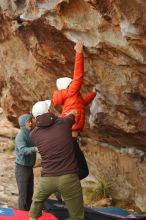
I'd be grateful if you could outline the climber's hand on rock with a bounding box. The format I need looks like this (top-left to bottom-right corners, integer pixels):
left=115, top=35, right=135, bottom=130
left=74, top=41, right=83, bottom=53
left=93, top=85, right=100, bottom=93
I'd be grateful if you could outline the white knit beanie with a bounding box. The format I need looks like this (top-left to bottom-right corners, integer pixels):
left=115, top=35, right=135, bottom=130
left=32, top=100, right=51, bottom=118
left=56, top=77, right=72, bottom=90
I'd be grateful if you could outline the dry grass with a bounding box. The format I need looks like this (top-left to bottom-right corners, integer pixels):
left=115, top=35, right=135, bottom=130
left=95, top=179, right=112, bottom=199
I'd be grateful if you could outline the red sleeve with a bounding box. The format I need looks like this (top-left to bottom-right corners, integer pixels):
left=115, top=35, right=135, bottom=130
left=68, top=52, right=84, bottom=96
left=83, top=92, right=96, bottom=106
left=53, top=90, right=64, bottom=106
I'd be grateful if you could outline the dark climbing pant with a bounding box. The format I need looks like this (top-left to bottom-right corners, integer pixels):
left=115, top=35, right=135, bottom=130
left=73, top=138, right=89, bottom=180
left=15, top=164, right=34, bottom=211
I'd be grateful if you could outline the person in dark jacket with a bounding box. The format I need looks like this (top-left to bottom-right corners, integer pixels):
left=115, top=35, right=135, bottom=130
left=15, top=114, right=37, bottom=211
left=29, top=100, right=84, bottom=220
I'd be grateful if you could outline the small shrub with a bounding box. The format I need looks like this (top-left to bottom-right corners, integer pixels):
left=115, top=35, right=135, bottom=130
left=95, top=179, right=112, bottom=199
left=83, top=187, right=98, bottom=203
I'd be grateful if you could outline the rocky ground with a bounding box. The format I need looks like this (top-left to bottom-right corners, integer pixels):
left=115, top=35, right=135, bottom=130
left=0, top=142, right=18, bottom=208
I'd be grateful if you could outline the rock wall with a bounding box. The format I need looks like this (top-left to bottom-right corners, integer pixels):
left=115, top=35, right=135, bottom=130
left=82, top=138, right=146, bottom=211
left=0, top=0, right=146, bottom=211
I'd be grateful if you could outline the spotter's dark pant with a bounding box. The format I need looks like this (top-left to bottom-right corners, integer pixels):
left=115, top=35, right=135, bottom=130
left=73, top=138, right=89, bottom=180
left=15, top=163, right=34, bottom=211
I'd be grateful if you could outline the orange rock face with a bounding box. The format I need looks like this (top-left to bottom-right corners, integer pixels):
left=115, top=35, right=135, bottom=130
left=0, top=0, right=146, bottom=211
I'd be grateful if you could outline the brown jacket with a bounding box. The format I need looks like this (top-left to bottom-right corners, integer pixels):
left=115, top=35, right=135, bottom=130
left=30, top=112, right=78, bottom=176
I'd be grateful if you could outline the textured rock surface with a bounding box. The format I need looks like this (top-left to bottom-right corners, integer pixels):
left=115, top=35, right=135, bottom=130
left=0, top=108, right=18, bottom=138
left=82, top=138, right=146, bottom=211
left=0, top=0, right=146, bottom=211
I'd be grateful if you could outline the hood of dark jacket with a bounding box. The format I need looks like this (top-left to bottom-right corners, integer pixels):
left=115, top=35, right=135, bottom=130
left=36, top=112, right=57, bottom=127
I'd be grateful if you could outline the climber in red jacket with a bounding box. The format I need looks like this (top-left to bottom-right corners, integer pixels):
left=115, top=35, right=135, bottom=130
left=53, top=41, right=96, bottom=180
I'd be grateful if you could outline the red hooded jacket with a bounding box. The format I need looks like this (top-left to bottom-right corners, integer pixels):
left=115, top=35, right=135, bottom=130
left=53, top=52, right=96, bottom=131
